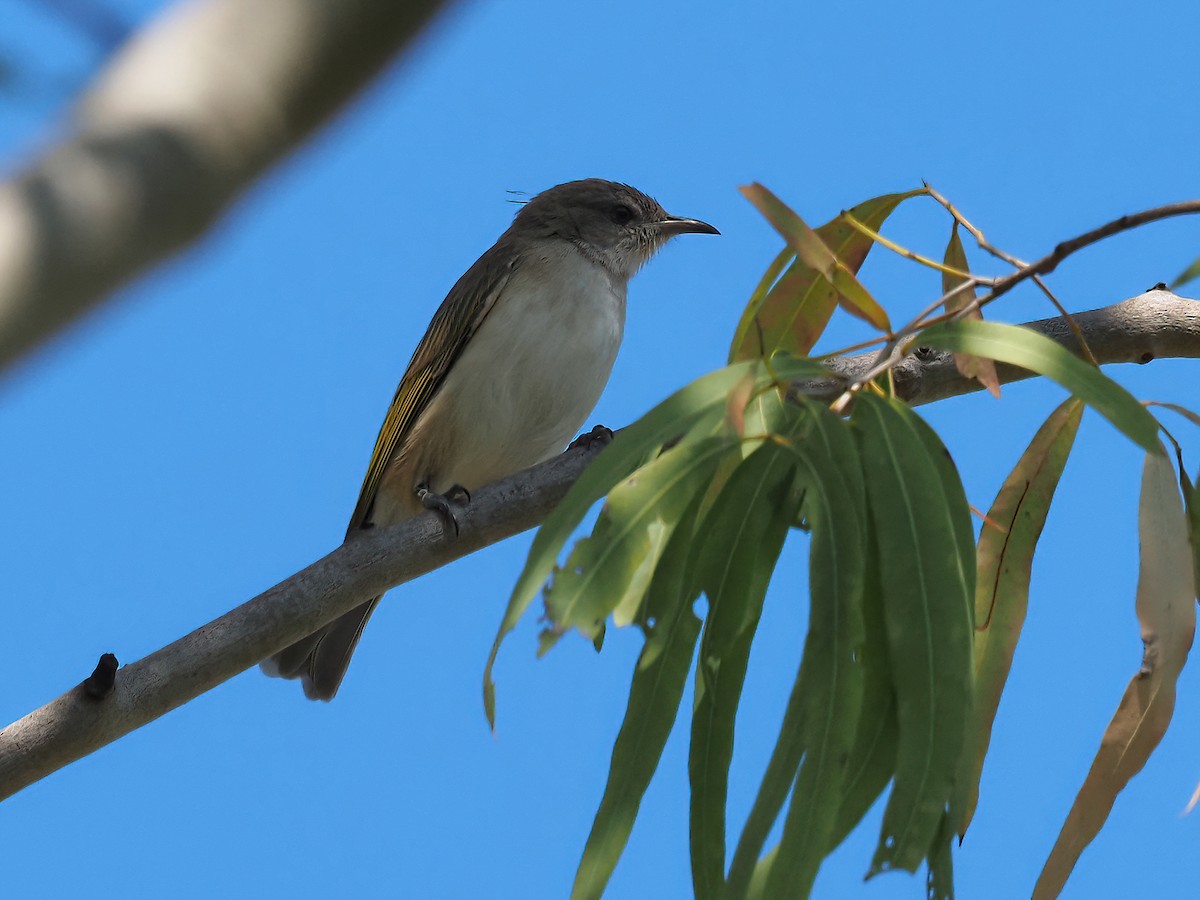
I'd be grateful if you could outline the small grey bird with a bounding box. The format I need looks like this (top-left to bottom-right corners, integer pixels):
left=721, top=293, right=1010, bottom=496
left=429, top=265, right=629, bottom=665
left=262, top=179, right=719, bottom=700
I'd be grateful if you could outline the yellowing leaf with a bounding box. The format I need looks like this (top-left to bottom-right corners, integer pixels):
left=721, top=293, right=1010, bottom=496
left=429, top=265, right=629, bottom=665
left=729, top=191, right=921, bottom=362
left=1035, top=450, right=1196, bottom=899
left=959, top=399, right=1083, bottom=837
left=941, top=222, right=1000, bottom=398
left=739, top=183, right=893, bottom=333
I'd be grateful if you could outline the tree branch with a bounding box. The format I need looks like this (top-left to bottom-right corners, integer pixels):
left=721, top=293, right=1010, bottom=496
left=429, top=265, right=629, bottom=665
left=0, top=0, right=455, bottom=373
left=0, top=287, right=1196, bottom=802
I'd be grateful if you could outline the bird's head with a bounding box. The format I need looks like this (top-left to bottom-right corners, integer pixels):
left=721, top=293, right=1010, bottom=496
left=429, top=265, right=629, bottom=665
left=512, top=178, right=719, bottom=279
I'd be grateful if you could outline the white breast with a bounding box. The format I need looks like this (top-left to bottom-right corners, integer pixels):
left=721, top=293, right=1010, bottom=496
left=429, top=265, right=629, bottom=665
left=429, top=246, right=626, bottom=492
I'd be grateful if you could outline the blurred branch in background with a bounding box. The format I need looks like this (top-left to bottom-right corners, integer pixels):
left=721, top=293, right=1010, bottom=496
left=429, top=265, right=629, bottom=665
left=0, top=0, right=457, bottom=374
left=0, top=287, right=1195, bottom=803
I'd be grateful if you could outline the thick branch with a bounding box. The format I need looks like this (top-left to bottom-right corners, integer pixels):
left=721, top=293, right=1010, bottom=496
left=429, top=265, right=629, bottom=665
left=826, top=287, right=1200, bottom=405
left=0, top=0, right=454, bottom=372
left=0, top=288, right=1196, bottom=801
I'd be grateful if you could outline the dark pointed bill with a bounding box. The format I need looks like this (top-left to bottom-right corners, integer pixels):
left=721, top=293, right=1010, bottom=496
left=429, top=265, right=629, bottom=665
left=656, top=215, right=720, bottom=236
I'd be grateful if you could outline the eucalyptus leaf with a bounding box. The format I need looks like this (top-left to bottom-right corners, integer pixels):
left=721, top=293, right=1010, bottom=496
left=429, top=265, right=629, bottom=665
left=918, top=319, right=1161, bottom=455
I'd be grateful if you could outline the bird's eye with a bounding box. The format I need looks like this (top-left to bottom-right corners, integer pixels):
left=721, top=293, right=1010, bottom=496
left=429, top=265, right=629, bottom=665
left=610, top=204, right=635, bottom=225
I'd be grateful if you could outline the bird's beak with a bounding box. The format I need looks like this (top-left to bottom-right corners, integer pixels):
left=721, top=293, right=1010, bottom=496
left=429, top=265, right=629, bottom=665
left=656, top=215, right=720, bottom=236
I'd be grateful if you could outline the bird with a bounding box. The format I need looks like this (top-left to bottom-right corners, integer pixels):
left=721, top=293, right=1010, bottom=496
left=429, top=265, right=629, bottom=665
left=261, top=178, right=719, bottom=700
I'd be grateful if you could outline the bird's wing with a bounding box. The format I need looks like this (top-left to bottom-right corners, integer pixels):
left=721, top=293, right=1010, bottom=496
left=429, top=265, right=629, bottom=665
left=345, top=244, right=520, bottom=535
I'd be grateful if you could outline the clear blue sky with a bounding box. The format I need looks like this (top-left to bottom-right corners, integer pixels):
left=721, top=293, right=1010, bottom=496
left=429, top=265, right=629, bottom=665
left=2, top=0, right=1199, bottom=897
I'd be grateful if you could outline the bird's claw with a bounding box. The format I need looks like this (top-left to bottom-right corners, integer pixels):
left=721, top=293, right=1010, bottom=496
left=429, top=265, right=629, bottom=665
left=568, top=424, right=614, bottom=452
left=416, top=482, right=471, bottom=536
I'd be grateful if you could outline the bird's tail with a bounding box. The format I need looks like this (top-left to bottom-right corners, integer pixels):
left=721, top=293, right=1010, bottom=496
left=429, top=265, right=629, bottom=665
left=260, top=597, right=380, bottom=701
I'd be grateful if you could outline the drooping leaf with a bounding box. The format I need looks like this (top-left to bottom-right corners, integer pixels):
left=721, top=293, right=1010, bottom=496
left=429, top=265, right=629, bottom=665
left=724, top=408, right=872, bottom=900
left=571, top=496, right=707, bottom=900
left=941, top=222, right=1001, bottom=397
left=740, top=183, right=893, bottom=333
left=688, top=428, right=808, bottom=899
left=1146, top=400, right=1200, bottom=431
left=825, top=542, right=896, bottom=852
left=543, top=435, right=737, bottom=649
left=852, top=393, right=974, bottom=876
left=926, top=811, right=956, bottom=900
left=729, top=191, right=922, bottom=363
left=484, top=362, right=760, bottom=726
left=960, top=399, right=1083, bottom=836
left=763, top=407, right=869, bottom=899
left=918, top=319, right=1162, bottom=455
left=1035, top=450, right=1197, bottom=899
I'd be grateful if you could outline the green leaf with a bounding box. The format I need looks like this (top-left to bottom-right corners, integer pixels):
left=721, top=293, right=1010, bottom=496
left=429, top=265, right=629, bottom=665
left=729, top=191, right=920, bottom=362
left=725, top=408, right=875, bottom=899
left=825, top=538, right=897, bottom=851
left=918, top=319, right=1162, bottom=455
left=740, top=184, right=894, bottom=334
left=688, top=420, right=809, bottom=899
left=764, top=407, right=869, bottom=898
left=959, top=399, right=1083, bottom=836
left=484, top=362, right=754, bottom=727
left=926, top=812, right=956, bottom=900
left=852, top=394, right=974, bottom=876
left=571, top=496, right=707, bottom=900
left=1170, top=254, right=1200, bottom=290
left=543, top=435, right=737, bottom=650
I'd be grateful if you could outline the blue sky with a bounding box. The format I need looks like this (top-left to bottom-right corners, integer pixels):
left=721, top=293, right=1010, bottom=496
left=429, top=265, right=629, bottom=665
left=2, top=0, right=1199, bottom=897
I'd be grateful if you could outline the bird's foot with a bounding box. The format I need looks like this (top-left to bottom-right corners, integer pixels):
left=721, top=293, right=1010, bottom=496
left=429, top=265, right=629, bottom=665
left=416, top=482, right=471, bottom=536
left=568, top=424, right=614, bottom=452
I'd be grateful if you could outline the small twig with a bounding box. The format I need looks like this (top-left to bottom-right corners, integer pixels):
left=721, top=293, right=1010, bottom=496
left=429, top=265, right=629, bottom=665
left=928, top=183, right=1098, bottom=366
left=925, top=182, right=1028, bottom=269
left=841, top=212, right=989, bottom=282
left=844, top=199, right=1200, bottom=392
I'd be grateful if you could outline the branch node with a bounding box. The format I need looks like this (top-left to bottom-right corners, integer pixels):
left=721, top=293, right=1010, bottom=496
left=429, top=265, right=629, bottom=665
left=81, top=653, right=119, bottom=700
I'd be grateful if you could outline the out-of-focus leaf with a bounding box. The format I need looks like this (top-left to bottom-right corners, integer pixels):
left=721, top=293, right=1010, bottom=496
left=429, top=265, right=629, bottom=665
left=941, top=222, right=1000, bottom=398
left=1035, top=450, right=1197, bottom=899
left=1170, top=255, right=1200, bottom=290
left=740, top=184, right=893, bottom=333
left=730, top=191, right=922, bottom=363
left=763, top=408, right=868, bottom=899
left=688, top=431, right=807, bottom=899
left=543, top=435, right=736, bottom=649
left=918, top=319, right=1162, bottom=455
left=571, top=497, right=706, bottom=900
left=745, top=845, right=778, bottom=900
left=960, top=399, right=1083, bottom=836
left=853, top=394, right=974, bottom=876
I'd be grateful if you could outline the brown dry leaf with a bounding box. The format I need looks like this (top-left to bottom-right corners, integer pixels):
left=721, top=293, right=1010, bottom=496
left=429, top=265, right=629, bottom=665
left=1034, top=451, right=1196, bottom=899
left=941, top=222, right=1001, bottom=398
